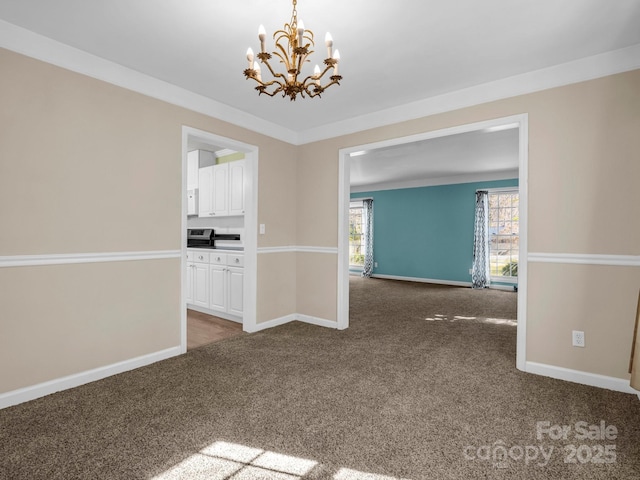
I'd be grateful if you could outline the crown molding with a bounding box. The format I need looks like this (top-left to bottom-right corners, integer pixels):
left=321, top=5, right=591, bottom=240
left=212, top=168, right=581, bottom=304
left=0, top=19, right=299, bottom=145
left=1, top=19, right=639, bottom=147
left=299, top=43, right=640, bottom=144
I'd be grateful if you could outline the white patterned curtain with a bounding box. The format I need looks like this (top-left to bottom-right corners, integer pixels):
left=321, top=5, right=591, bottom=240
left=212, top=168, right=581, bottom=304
left=471, top=191, right=490, bottom=289
left=361, top=199, right=374, bottom=278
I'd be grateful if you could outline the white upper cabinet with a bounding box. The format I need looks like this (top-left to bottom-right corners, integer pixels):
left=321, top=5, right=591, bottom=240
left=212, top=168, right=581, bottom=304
left=187, top=150, right=215, bottom=191
left=212, top=163, right=229, bottom=216
left=198, top=160, right=245, bottom=217
left=228, top=160, right=246, bottom=216
left=198, top=165, right=214, bottom=217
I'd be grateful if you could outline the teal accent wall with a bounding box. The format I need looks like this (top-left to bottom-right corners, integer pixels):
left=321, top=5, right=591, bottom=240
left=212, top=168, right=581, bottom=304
left=351, top=178, right=518, bottom=283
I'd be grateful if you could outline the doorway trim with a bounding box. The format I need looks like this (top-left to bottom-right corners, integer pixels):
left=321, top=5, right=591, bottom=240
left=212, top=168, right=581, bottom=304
left=337, top=113, right=529, bottom=371
left=181, top=126, right=259, bottom=353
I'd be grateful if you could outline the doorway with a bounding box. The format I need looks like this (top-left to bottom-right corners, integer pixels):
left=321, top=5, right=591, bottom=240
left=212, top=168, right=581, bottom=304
left=337, top=114, right=529, bottom=370
left=180, top=126, right=259, bottom=353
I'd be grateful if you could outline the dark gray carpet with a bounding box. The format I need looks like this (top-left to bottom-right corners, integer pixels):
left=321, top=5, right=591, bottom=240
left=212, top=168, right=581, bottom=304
left=1, top=277, right=639, bottom=479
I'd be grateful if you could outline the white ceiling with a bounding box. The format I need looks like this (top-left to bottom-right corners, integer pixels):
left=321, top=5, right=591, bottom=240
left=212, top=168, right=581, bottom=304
left=0, top=1, right=636, bottom=186
left=0, top=0, right=639, bottom=137
left=350, top=127, right=519, bottom=191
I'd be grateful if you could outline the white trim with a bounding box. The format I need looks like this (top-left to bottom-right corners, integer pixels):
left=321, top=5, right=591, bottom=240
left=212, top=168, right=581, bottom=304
left=243, top=312, right=338, bottom=333
left=296, top=314, right=339, bottom=329
left=0, top=20, right=298, bottom=145
left=0, top=347, right=181, bottom=410
left=372, top=274, right=472, bottom=288
left=489, top=284, right=517, bottom=292
left=257, top=246, right=338, bottom=254
left=1, top=19, right=638, bottom=146
left=482, top=186, right=520, bottom=194
left=515, top=116, right=528, bottom=371
left=525, top=361, right=637, bottom=395
left=528, top=252, right=640, bottom=267
left=338, top=114, right=529, bottom=369
left=249, top=314, right=297, bottom=333
left=0, top=250, right=181, bottom=268
left=490, top=276, right=518, bottom=284
left=300, top=44, right=640, bottom=144
left=351, top=169, right=519, bottom=194
left=181, top=127, right=259, bottom=337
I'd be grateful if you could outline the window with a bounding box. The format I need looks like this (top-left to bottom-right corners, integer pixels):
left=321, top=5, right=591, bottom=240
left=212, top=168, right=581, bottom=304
left=488, top=189, right=519, bottom=281
left=349, top=202, right=365, bottom=267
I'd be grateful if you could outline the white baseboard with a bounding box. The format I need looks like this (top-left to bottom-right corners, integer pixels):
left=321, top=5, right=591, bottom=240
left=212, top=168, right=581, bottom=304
left=490, top=284, right=517, bottom=291
left=249, top=314, right=297, bottom=333
left=372, top=273, right=472, bottom=288
left=0, top=346, right=181, bottom=410
left=296, top=314, right=339, bottom=329
left=250, top=313, right=338, bottom=332
left=525, top=361, right=637, bottom=395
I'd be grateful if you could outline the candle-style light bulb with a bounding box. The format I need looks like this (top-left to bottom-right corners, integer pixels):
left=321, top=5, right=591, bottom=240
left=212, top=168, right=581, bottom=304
left=325, top=32, right=333, bottom=59
left=332, top=49, right=340, bottom=76
left=246, top=47, right=254, bottom=70
left=297, top=20, right=305, bottom=48
left=313, top=64, right=321, bottom=85
left=258, top=25, right=266, bottom=53
left=254, top=62, right=262, bottom=82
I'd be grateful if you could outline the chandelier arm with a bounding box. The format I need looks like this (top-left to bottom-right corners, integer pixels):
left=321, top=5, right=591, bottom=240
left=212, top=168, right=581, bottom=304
left=319, top=77, right=341, bottom=90
left=315, top=63, right=334, bottom=80
left=257, top=79, right=286, bottom=89
left=261, top=58, right=289, bottom=81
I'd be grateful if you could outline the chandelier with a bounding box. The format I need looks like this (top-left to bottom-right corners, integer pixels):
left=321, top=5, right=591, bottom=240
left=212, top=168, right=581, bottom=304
left=243, top=0, right=341, bottom=101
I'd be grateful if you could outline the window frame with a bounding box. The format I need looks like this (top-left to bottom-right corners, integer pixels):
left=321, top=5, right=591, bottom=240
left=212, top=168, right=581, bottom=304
left=486, top=187, right=519, bottom=284
left=349, top=200, right=365, bottom=270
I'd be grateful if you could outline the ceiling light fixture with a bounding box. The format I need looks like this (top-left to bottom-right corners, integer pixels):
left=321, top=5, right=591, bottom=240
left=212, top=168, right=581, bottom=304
left=243, top=0, right=341, bottom=101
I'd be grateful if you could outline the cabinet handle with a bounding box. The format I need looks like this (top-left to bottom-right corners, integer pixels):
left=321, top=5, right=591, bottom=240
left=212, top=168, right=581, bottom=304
left=235, top=258, right=239, bottom=263
left=209, top=212, right=215, bottom=216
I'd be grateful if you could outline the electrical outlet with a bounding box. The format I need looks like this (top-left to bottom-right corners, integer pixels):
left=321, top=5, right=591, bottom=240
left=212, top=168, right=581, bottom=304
left=572, top=330, right=585, bottom=347
left=374, top=262, right=378, bottom=268
left=469, top=268, right=473, bottom=275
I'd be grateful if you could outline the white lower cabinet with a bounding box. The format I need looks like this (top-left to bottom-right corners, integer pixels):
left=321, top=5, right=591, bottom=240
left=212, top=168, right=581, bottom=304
left=227, top=267, right=244, bottom=316
left=192, top=262, right=210, bottom=308
left=209, top=264, right=227, bottom=312
left=187, top=249, right=243, bottom=321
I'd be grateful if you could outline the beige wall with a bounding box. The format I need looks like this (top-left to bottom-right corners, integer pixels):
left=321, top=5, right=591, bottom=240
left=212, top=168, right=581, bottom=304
left=0, top=48, right=298, bottom=394
left=296, top=69, right=640, bottom=379
left=1, top=45, right=639, bottom=396
left=0, top=260, right=180, bottom=392
left=256, top=253, right=297, bottom=323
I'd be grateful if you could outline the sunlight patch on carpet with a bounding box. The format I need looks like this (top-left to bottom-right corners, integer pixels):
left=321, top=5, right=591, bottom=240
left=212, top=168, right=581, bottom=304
left=334, top=467, right=407, bottom=479
left=152, top=441, right=317, bottom=479
left=424, top=314, right=516, bottom=326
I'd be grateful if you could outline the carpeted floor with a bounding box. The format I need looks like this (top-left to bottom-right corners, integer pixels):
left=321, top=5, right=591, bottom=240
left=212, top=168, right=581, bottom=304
left=1, top=277, right=639, bottom=479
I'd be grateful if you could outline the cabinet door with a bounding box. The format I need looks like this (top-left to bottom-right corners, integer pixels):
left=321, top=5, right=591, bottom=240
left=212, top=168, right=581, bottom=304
left=228, top=160, right=245, bottom=216
left=187, top=151, right=199, bottom=191
left=193, top=262, right=210, bottom=308
left=198, top=166, right=214, bottom=217
left=209, top=265, right=227, bottom=312
left=186, top=262, right=194, bottom=304
left=212, top=163, right=229, bottom=216
left=227, top=267, right=244, bottom=316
